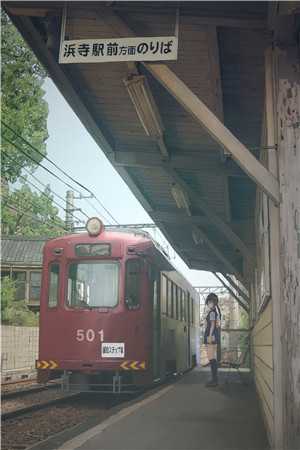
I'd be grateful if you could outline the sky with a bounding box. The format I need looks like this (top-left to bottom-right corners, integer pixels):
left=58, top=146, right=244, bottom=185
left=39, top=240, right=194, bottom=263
left=31, top=77, right=220, bottom=287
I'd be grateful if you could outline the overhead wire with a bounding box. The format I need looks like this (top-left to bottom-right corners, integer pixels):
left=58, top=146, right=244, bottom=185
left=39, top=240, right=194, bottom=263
left=2, top=150, right=87, bottom=223
left=2, top=121, right=119, bottom=224
left=3, top=147, right=111, bottom=224
left=1, top=196, right=68, bottom=232
left=2, top=135, right=84, bottom=194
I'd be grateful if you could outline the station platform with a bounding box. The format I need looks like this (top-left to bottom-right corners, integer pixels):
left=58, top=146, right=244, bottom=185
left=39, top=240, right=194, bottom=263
left=59, top=368, right=269, bottom=450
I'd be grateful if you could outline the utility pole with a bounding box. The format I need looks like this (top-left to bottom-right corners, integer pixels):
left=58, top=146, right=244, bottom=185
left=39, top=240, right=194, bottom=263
left=65, top=190, right=75, bottom=232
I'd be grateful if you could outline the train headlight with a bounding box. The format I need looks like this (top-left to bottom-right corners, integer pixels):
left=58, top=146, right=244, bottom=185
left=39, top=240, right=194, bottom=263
left=86, top=217, right=104, bottom=236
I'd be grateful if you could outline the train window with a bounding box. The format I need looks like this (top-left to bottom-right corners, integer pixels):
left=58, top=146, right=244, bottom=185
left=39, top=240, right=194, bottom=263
left=191, top=298, right=195, bottom=323
left=167, top=280, right=173, bottom=317
left=125, top=259, right=141, bottom=310
left=67, top=262, right=119, bottom=308
left=172, top=283, right=177, bottom=319
left=48, top=264, right=59, bottom=308
left=178, top=288, right=182, bottom=321
left=75, top=244, right=110, bottom=257
left=161, top=275, right=167, bottom=315
left=182, top=291, right=186, bottom=322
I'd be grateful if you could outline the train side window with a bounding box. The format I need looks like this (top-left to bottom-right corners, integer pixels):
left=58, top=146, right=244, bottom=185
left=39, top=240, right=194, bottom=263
left=191, top=298, right=194, bottom=324
left=182, top=291, right=186, bottom=322
left=167, top=280, right=173, bottom=317
left=178, top=288, right=182, bottom=321
left=173, top=283, right=177, bottom=320
left=125, top=259, right=141, bottom=310
left=161, top=275, right=167, bottom=315
left=48, top=264, right=59, bottom=308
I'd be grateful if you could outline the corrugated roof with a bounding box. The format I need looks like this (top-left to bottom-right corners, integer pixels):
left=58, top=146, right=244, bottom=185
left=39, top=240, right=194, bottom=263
left=1, top=237, right=47, bottom=266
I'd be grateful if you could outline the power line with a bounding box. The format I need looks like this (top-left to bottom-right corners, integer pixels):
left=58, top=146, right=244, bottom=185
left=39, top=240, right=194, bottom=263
left=2, top=150, right=87, bottom=223
left=2, top=121, right=87, bottom=194
left=1, top=197, right=67, bottom=232
left=19, top=175, right=87, bottom=223
left=2, top=148, right=111, bottom=224
left=2, top=122, right=119, bottom=224
left=2, top=135, right=83, bottom=194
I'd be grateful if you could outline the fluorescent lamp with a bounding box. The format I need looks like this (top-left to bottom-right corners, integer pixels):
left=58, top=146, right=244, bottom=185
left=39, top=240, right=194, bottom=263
left=192, top=228, right=204, bottom=245
left=171, top=183, right=191, bottom=213
left=124, top=75, right=168, bottom=158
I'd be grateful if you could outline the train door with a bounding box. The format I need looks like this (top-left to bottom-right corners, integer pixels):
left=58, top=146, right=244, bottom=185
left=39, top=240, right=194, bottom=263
left=152, top=269, right=161, bottom=380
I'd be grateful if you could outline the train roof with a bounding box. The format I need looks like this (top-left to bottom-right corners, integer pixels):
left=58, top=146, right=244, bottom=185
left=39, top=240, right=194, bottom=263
left=44, top=228, right=197, bottom=292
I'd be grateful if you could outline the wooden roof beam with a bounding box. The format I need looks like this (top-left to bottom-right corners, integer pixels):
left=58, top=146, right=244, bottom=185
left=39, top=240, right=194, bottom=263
left=220, top=273, right=250, bottom=303
left=213, top=272, right=249, bottom=313
left=162, top=164, right=252, bottom=265
left=114, top=151, right=247, bottom=176
left=146, top=64, right=280, bottom=205
left=192, top=226, right=244, bottom=284
left=151, top=211, right=209, bottom=225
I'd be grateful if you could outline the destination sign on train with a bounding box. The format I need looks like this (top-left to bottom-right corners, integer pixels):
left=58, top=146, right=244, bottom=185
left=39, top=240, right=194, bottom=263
left=59, top=36, right=178, bottom=63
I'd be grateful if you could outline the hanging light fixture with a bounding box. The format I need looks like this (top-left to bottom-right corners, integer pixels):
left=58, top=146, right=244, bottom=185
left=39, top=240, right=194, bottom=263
left=171, top=183, right=191, bottom=214
left=124, top=75, right=168, bottom=158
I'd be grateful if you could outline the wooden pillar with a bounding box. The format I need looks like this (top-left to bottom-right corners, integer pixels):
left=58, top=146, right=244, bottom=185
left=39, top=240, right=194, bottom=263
left=276, top=46, right=300, bottom=450
left=265, top=48, right=285, bottom=450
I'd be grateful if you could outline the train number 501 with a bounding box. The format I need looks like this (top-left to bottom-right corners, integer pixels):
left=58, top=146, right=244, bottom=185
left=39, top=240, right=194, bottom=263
left=76, top=329, right=104, bottom=342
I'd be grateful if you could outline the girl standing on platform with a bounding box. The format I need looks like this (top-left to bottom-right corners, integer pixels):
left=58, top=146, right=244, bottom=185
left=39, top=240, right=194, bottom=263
left=204, top=293, right=221, bottom=387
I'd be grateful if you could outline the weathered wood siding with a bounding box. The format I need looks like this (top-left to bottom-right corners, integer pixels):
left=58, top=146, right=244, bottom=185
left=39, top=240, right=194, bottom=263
left=252, top=301, right=274, bottom=443
left=277, top=48, right=300, bottom=450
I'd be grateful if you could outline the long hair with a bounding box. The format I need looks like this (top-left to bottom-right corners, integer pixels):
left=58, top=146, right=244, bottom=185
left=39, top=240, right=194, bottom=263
left=205, top=293, right=222, bottom=320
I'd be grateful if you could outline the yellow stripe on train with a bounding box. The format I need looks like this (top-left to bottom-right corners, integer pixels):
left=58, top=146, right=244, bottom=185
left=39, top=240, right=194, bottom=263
left=120, top=360, right=146, bottom=370
left=36, top=360, right=58, bottom=370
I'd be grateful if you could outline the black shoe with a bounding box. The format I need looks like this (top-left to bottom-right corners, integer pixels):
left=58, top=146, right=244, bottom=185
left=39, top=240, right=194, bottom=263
left=205, top=380, right=218, bottom=388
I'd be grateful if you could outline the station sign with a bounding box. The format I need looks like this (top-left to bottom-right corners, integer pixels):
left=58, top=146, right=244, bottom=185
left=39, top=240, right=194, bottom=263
left=59, top=36, right=178, bottom=64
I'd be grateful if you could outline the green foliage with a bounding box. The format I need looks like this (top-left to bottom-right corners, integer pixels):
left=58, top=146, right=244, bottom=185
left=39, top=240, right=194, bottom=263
left=1, top=10, right=49, bottom=182
left=2, top=300, right=39, bottom=326
left=1, top=276, right=16, bottom=314
left=1, top=277, right=39, bottom=326
left=2, top=182, right=65, bottom=237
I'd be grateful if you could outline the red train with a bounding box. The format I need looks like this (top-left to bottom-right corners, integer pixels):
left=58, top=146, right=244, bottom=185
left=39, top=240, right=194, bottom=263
left=37, top=218, right=201, bottom=392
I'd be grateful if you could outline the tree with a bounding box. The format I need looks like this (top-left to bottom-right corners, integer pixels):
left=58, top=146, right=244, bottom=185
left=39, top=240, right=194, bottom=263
left=1, top=10, right=49, bottom=183
left=1, top=276, right=16, bottom=315
left=1, top=277, right=39, bottom=326
left=1, top=182, right=66, bottom=237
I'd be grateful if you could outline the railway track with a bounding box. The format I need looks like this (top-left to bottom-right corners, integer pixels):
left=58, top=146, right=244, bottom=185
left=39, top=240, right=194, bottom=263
left=2, top=373, right=182, bottom=450
left=2, top=382, right=61, bottom=400
left=2, top=391, right=81, bottom=421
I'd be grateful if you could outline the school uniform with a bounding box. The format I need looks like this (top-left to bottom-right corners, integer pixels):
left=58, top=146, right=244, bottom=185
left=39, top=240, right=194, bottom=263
left=204, top=307, right=220, bottom=345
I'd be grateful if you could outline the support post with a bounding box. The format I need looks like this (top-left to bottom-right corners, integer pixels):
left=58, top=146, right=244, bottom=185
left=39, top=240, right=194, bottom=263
left=65, top=190, right=74, bottom=232
left=265, top=48, right=284, bottom=450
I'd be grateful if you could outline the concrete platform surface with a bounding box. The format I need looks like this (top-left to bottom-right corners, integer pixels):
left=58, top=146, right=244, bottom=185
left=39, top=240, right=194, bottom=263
left=59, top=369, right=269, bottom=450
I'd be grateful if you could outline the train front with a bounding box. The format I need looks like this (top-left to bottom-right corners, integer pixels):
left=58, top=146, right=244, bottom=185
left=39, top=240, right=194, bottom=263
left=37, top=218, right=153, bottom=393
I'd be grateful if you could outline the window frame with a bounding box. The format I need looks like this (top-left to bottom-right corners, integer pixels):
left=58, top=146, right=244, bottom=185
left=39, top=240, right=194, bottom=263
left=173, top=283, right=178, bottom=320
left=29, top=270, right=42, bottom=303
left=167, top=279, right=173, bottom=318
left=182, top=290, right=186, bottom=322
left=66, top=260, right=120, bottom=310
left=48, top=263, right=60, bottom=309
left=125, top=258, right=142, bottom=311
left=161, top=274, right=168, bottom=315
left=12, top=270, right=27, bottom=302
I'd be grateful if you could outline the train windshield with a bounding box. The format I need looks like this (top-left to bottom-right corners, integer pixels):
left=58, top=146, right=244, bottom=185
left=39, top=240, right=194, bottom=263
left=67, top=262, right=119, bottom=308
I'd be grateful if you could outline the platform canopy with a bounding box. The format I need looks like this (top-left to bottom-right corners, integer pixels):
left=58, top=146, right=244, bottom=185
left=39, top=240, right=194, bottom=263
left=5, top=1, right=275, bottom=286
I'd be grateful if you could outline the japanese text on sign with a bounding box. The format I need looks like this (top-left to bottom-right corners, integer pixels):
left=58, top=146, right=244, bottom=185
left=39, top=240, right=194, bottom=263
left=101, top=343, right=125, bottom=358
left=59, top=36, right=178, bottom=64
